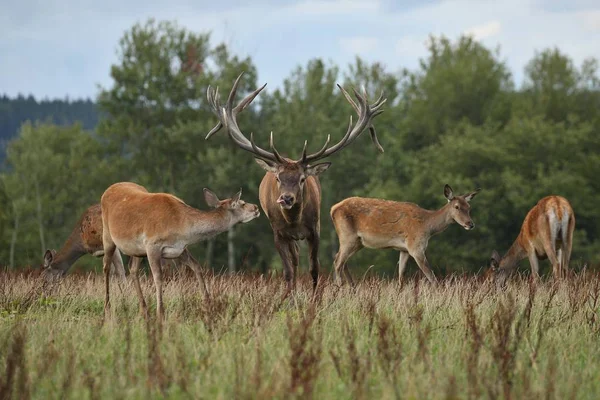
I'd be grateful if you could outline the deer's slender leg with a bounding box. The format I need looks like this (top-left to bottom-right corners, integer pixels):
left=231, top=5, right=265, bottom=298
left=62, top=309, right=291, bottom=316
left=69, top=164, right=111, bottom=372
left=343, top=264, right=354, bottom=286
left=289, top=241, right=300, bottom=284
left=307, top=234, right=321, bottom=291
left=410, top=252, right=437, bottom=284
left=179, top=249, right=209, bottom=299
left=147, top=248, right=165, bottom=321
left=397, top=251, right=410, bottom=285
left=527, top=251, right=540, bottom=281
left=129, top=256, right=148, bottom=319
left=542, top=240, right=560, bottom=280
left=274, top=234, right=295, bottom=291
left=332, top=238, right=362, bottom=286
left=111, top=248, right=127, bottom=281
left=102, top=241, right=116, bottom=317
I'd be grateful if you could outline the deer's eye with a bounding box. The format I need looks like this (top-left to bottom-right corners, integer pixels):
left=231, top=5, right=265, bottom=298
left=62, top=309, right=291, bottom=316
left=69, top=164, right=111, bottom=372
left=455, top=205, right=459, bottom=210
left=300, top=177, right=306, bottom=184
left=275, top=176, right=280, bottom=183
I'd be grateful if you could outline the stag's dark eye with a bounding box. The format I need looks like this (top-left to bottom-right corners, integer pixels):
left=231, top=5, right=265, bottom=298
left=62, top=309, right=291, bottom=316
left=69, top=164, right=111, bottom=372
left=455, top=205, right=459, bottom=210
left=300, top=177, right=306, bottom=184
left=275, top=176, right=280, bottom=183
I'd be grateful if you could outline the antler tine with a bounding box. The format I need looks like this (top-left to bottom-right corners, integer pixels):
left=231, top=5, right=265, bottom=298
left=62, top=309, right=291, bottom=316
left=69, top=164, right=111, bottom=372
left=301, top=84, right=387, bottom=164
left=206, top=85, right=223, bottom=139
left=299, top=134, right=331, bottom=163
left=269, top=132, right=286, bottom=164
left=205, top=73, right=279, bottom=163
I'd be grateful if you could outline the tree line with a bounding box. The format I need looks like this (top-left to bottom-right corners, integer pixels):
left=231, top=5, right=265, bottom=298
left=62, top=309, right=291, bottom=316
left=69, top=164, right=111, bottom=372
left=1, top=19, right=599, bottom=278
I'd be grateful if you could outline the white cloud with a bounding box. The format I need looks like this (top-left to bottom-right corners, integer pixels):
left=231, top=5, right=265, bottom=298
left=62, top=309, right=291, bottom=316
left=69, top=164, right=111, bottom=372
left=464, top=21, right=502, bottom=40
left=340, top=37, right=379, bottom=54
left=289, top=0, right=380, bottom=16
left=1, top=0, right=600, bottom=98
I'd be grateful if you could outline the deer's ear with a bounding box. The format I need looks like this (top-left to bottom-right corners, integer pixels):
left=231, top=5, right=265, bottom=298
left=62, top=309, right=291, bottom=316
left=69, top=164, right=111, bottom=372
left=306, top=162, right=331, bottom=176
left=490, top=250, right=501, bottom=269
left=464, top=188, right=481, bottom=202
left=203, top=188, right=220, bottom=208
left=444, top=184, right=454, bottom=201
left=231, top=188, right=242, bottom=205
left=254, top=158, right=278, bottom=173
left=43, top=250, right=54, bottom=267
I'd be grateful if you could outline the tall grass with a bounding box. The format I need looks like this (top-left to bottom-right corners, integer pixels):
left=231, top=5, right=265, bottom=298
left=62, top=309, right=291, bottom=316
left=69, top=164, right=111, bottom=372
left=1, top=268, right=600, bottom=399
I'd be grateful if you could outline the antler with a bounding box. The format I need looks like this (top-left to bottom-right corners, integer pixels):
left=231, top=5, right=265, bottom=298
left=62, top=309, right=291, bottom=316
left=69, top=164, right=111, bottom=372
left=206, top=72, right=285, bottom=163
left=299, top=85, right=386, bottom=165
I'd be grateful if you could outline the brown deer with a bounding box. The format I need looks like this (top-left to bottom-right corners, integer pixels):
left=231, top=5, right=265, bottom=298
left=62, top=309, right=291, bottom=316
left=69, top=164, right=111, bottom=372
left=101, top=182, right=260, bottom=320
left=42, top=204, right=127, bottom=281
left=42, top=204, right=206, bottom=286
left=490, top=195, right=575, bottom=287
left=330, top=185, right=480, bottom=285
left=206, top=73, right=386, bottom=291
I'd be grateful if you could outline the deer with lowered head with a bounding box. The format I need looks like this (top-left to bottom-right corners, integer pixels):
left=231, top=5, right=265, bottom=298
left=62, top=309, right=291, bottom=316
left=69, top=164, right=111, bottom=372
left=42, top=204, right=127, bottom=281
left=330, top=185, right=480, bottom=285
left=206, top=73, right=386, bottom=291
left=42, top=204, right=204, bottom=284
left=101, top=182, right=260, bottom=320
left=490, top=195, right=575, bottom=287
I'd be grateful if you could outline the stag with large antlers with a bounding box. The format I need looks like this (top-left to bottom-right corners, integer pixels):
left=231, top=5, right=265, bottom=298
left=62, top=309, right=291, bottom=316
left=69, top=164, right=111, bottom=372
left=206, top=73, right=386, bottom=291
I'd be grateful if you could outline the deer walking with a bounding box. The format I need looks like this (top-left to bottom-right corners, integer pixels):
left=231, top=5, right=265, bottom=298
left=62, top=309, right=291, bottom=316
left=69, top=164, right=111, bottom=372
left=490, top=195, right=575, bottom=287
left=101, top=182, right=260, bottom=320
left=330, top=185, right=480, bottom=285
left=206, top=73, right=386, bottom=291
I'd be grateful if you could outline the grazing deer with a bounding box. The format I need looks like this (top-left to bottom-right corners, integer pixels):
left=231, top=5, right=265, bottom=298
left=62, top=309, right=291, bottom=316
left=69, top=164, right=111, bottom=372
left=330, top=185, right=480, bottom=285
left=42, top=204, right=205, bottom=286
left=206, top=73, right=386, bottom=291
left=490, top=195, right=575, bottom=287
left=101, top=182, right=260, bottom=320
left=42, top=204, right=127, bottom=281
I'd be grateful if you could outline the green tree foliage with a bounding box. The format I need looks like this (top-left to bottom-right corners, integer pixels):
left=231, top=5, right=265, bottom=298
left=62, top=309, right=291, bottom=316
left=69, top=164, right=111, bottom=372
left=1, top=122, right=116, bottom=267
left=1, top=23, right=599, bottom=279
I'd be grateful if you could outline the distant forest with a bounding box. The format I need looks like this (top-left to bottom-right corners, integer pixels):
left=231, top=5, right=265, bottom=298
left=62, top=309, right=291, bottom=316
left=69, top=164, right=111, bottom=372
left=0, top=95, right=98, bottom=158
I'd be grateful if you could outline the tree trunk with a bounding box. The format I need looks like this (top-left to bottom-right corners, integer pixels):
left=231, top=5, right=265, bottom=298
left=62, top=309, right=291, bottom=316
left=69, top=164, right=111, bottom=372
left=228, top=226, right=236, bottom=274
left=34, top=178, right=46, bottom=255
left=205, top=238, right=215, bottom=268
left=9, top=205, right=20, bottom=268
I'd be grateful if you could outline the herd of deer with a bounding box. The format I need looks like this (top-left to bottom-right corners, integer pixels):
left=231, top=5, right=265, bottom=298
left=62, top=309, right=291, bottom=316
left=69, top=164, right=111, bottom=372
left=41, top=73, right=576, bottom=320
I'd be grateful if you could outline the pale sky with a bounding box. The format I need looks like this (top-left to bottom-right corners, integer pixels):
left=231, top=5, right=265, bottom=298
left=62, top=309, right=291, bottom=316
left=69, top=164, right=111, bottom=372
left=1, top=0, right=599, bottom=100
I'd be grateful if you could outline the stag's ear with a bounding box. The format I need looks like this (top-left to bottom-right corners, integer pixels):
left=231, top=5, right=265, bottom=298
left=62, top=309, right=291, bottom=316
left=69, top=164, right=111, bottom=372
left=254, top=158, right=278, bottom=173
left=306, top=162, right=331, bottom=176
left=231, top=188, right=242, bottom=205
left=444, top=184, right=454, bottom=201
left=464, top=188, right=481, bottom=202
left=43, top=250, right=54, bottom=268
left=203, top=188, right=220, bottom=208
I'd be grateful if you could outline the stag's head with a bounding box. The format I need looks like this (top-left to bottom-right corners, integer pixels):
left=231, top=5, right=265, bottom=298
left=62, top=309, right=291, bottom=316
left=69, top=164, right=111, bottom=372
left=205, top=72, right=387, bottom=211
left=254, top=156, right=330, bottom=210
left=444, top=184, right=480, bottom=230
left=203, top=188, right=260, bottom=223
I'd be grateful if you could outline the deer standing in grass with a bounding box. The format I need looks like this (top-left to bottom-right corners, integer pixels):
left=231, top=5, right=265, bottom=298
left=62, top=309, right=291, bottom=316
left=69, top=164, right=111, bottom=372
left=490, top=195, right=575, bottom=287
left=331, top=185, right=480, bottom=285
left=42, top=204, right=205, bottom=284
left=206, top=73, right=386, bottom=291
left=42, top=204, right=127, bottom=281
left=101, top=182, right=260, bottom=320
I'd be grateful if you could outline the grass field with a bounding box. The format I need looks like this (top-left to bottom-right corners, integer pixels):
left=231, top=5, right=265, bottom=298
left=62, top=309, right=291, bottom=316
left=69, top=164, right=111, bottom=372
left=1, top=268, right=600, bottom=399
